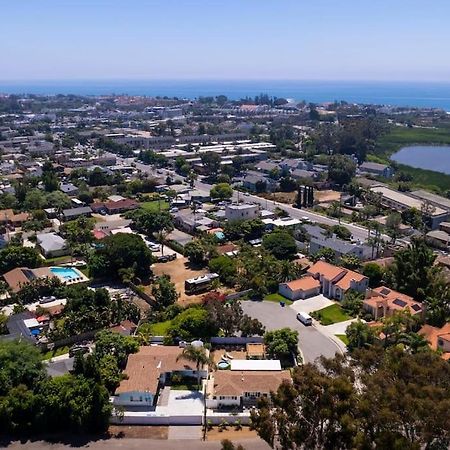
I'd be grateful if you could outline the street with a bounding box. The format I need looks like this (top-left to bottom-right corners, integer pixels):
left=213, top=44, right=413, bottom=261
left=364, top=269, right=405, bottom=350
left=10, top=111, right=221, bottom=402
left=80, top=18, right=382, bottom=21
left=241, top=300, right=343, bottom=364
left=110, top=151, right=390, bottom=244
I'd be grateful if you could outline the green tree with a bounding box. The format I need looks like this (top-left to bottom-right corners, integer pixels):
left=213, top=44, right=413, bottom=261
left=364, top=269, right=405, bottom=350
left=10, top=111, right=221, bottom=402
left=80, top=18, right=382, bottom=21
left=0, top=340, right=44, bottom=395
left=341, top=290, right=364, bottom=316
left=385, top=212, right=402, bottom=244
left=311, top=247, right=336, bottom=264
left=385, top=238, right=437, bottom=301
left=23, top=189, right=47, bottom=210
left=152, top=275, right=178, bottom=309
left=262, top=230, right=297, bottom=260
left=89, top=233, right=154, bottom=280
left=184, top=240, right=208, bottom=265
left=208, top=255, right=237, bottom=285
left=168, top=307, right=218, bottom=340
left=210, top=183, right=233, bottom=201
left=0, top=246, right=42, bottom=275
left=264, top=328, right=298, bottom=362
left=346, top=320, right=377, bottom=351
left=176, top=345, right=215, bottom=389
left=200, top=152, right=221, bottom=179
left=362, top=262, right=384, bottom=288
left=328, top=154, right=356, bottom=186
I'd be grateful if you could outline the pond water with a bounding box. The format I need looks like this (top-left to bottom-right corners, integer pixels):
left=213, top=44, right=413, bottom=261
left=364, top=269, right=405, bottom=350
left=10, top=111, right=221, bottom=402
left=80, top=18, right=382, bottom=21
left=391, top=145, right=450, bottom=175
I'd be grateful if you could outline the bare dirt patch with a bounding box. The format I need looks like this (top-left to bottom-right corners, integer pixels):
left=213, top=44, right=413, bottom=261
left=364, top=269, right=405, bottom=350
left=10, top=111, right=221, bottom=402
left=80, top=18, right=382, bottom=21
left=314, top=189, right=341, bottom=204
left=207, top=427, right=259, bottom=441
left=271, top=191, right=297, bottom=204
left=108, top=425, right=169, bottom=439
left=152, top=257, right=208, bottom=306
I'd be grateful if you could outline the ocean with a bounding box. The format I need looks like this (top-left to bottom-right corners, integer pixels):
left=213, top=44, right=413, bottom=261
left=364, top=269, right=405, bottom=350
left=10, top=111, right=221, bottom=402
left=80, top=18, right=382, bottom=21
left=1, top=80, right=450, bottom=111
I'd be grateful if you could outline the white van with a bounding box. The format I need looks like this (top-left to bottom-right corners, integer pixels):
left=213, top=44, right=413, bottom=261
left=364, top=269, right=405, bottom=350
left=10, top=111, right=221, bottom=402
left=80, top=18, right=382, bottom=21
left=297, top=311, right=313, bottom=326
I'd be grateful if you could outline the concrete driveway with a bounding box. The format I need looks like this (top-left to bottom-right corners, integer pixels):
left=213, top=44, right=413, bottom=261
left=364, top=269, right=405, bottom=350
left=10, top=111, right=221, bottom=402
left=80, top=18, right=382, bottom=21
left=241, top=301, right=343, bottom=364
left=289, top=294, right=334, bottom=314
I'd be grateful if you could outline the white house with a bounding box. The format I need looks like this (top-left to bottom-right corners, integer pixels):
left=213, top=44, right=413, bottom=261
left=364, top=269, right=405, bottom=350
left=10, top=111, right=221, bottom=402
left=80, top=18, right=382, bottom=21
left=206, top=369, right=291, bottom=410
left=225, top=204, right=259, bottom=222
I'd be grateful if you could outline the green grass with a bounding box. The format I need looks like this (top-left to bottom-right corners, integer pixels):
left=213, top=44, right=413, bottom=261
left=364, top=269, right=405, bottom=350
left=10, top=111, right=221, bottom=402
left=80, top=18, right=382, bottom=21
left=41, top=346, right=70, bottom=361
left=264, top=293, right=293, bottom=306
left=311, top=304, right=352, bottom=326
left=42, top=255, right=72, bottom=266
left=140, top=200, right=169, bottom=212
left=170, top=384, right=200, bottom=391
left=336, top=334, right=349, bottom=345
left=149, top=320, right=172, bottom=336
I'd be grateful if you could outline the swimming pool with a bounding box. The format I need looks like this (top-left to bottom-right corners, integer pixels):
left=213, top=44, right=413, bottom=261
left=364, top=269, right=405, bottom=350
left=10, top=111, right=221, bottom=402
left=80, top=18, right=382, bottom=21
left=50, top=267, right=81, bottom=281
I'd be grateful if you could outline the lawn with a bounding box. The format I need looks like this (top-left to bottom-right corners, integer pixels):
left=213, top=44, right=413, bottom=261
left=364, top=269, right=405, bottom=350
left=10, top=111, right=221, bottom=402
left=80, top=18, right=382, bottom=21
left=336, top=334, right=349, bottom=345
left=149, top=320, right=172, bottom=336
left=311, top=304, right=352, bottom=326
left=140, top=200, right=169, bottom=212
left=264, top=293, right=293, bottom=306
left=41, top=346, right=70, bottom=361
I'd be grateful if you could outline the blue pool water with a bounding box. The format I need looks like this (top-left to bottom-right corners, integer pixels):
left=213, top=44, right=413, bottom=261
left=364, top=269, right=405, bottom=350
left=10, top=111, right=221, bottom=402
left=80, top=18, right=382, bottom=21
left=50, top=267, right=81, bottom=281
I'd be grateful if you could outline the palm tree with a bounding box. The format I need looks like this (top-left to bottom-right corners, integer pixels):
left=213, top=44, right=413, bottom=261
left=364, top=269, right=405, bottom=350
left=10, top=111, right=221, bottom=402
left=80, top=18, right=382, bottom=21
left=176, top=345, right=215, bottom=390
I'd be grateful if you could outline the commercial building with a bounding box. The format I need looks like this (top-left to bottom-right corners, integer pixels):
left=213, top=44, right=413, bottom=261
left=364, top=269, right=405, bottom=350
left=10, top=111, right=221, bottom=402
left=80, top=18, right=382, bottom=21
left=370, top=186, right=449, bottom=230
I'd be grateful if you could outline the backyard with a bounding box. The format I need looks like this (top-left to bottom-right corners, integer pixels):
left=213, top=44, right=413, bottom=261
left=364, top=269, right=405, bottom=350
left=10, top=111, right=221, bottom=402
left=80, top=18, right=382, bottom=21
left=311, top=304, right=352, bottom=326
left=140, top=200, right=169, bottom=212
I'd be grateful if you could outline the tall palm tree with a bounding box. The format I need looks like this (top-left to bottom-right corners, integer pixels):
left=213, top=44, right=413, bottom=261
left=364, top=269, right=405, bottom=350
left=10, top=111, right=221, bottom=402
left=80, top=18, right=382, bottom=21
left=176, top=346, right=215, bottom=390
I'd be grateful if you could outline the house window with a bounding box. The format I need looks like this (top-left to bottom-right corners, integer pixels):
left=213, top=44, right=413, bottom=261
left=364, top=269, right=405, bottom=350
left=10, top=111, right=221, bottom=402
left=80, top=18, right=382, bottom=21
left=244, top=392, right=260, bottom=398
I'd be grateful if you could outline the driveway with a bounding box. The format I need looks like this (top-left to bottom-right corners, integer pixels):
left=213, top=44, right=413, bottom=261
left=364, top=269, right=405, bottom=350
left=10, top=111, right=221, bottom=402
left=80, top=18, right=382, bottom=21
left=289, top=294, right=334, bottom=314
left=241, top=301, right=343, bottom=364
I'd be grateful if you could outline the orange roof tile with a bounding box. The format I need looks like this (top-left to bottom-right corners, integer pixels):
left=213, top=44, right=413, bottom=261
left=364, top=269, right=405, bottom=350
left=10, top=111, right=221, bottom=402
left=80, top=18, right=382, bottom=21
left=307, top=261, right=345, bottom=281
left=285, top=276, right=321, bottom=292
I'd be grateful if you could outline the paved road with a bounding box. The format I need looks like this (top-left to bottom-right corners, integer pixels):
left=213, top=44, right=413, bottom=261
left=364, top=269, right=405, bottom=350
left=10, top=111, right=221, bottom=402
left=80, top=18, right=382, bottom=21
left=241, top=301, right=343, bottom=364
left=110, top=151, right=390, bottom=244
left=194, top=179, right=390, bottom=244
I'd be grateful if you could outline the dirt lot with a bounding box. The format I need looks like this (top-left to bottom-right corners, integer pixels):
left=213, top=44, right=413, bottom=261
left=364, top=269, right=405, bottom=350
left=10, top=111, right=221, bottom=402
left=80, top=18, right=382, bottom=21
left=207, top=427, right=260, bottom=441
left=152, top=257, right=208, bottom=306
left=314, top=189, right=341, bottom=204
left=271, top=191, right=297, bottom=204
left=109, top=425, right=168, bottom=439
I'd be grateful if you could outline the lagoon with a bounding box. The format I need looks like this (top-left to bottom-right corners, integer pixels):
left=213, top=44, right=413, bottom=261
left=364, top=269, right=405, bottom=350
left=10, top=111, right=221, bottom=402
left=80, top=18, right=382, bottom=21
left=391, top=145, right=450, bottom=175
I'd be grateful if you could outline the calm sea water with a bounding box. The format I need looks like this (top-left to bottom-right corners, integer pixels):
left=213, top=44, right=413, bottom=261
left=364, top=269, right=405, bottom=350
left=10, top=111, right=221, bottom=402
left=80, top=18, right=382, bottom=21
left=1, top=80, right=450, bottom=110
left=392, top=145, right=450, bottom=174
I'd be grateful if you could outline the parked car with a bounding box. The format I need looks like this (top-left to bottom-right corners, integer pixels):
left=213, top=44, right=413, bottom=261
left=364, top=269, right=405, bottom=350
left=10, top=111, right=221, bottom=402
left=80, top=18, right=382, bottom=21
left=296, top=312, right=313, bottom=326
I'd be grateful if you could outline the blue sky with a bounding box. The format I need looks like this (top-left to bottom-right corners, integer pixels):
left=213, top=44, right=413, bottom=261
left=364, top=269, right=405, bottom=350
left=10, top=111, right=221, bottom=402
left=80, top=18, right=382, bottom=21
left=1, top=0, right=449, bottom=81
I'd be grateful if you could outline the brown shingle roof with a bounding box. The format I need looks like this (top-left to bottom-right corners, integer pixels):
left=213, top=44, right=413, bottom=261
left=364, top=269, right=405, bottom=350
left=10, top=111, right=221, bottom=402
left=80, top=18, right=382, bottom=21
left=212, top=370, right=291, bottom=397
left=116, top=346, right=198, bottom=395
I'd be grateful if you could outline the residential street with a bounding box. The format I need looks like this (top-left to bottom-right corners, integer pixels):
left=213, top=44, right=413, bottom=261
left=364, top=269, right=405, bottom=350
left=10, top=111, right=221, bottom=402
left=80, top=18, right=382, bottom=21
left=241, top=300, right=343, bottom=364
